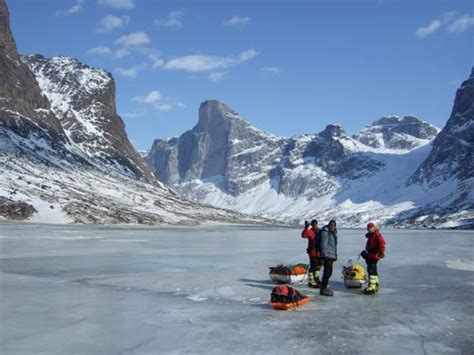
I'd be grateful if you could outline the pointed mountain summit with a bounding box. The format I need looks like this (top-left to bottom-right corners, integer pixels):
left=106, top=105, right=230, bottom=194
left=320, top=124, right=347, bottom=139
left=146, top=100, right=284, bottom=195
left=196, top=100, right=242, bottom=130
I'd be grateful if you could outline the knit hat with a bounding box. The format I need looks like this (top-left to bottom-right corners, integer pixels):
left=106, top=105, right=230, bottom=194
left=367, top=222, right=376, bottom=229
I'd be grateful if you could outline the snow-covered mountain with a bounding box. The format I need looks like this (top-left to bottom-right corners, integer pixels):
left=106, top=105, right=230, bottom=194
left=22, top=55, right=155, bottom=183
left=146, top=80, right=473, bottom=228
left=0, top=0, right=263, bottom=225
left=353, top=115, right=440, bottom=151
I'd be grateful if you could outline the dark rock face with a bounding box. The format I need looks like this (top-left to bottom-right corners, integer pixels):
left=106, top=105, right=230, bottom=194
left=147, top=101, right=385, bottom=200
left=410, top=68, right=474, bottom=185
left=0, top=196, right=37, bottom=220
left=353, top=116, right=439, bottom=150
left=147, top=100, right=286, bottom=195
left=0, top=0, right=67, bottom=146
left=22, top=55, right=156, bottom=184
left=0, top=0, right=17, bottom=59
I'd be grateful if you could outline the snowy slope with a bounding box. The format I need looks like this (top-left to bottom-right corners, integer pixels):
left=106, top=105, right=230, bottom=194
left=147, top=96, right=473, bottom=228
left=0, top=0, right=266, bottom=225
left=0, top=129, right=265, bottom=224
left=22, top=54, right=156, bottom=184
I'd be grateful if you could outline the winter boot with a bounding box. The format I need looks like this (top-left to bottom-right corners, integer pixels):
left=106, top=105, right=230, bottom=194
left=308, top=272, right=317, bottom=288
left=363, top=275, right=379, bottom=295
left=313, top=270, right=321, bottom=288
left=320, top=287, right=334, bottom=296
left=308, top=271, right=321, bottom=288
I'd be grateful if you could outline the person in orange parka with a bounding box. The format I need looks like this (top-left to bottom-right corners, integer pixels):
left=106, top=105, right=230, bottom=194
left=360, top=222, right=386, bottom=294
left=301, top=220, right=321, bottom=288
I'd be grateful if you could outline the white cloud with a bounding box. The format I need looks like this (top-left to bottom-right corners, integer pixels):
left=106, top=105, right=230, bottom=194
left=239, top=49, right=258, bottom=62
left=447, top=14, right=474, bottom=33
left=114, top=48, right=130, bottom=59
left=132, top=90, right=182, bottom=112
left=415, top=20, right=441, bottom=37
left=163, top=55, right=233, bottom=72
left=163, top=49, right=258, bottom=73
left=261, top=67, right=281, bottom=74
left=56, top=0, right=84, bottom=16
left=152, top=58, right=165, bottom=69
left=86, top=46, right=130, bottom=59
left=416, top=11, right=474, bottom=38
left=442, top=11, right=458, bottom=24
left=116, top=31, right=150, bottom=46
left=154, top=104, right=173, bottom=112
left=223, top=16, right=251, bottom=26
left=133, top=90, right=161, bottom=103
left=154, top=10, right=185, bottom=28
left=98, top=0, right=134, bottom=10
left=87, top=46, right=112, bottom=56
left=115, top=64, right=145, bottom=78
left=209, top=71, right=228, bottom=82
left=97, top=14, right=130, bottom=33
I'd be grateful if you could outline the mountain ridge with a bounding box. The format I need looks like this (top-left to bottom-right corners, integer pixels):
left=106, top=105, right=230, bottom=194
left=146, top=79, right=473, bottom=228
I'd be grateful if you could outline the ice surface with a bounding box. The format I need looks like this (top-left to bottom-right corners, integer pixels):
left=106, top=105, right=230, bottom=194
left=0, top=223, right=473, bottom=354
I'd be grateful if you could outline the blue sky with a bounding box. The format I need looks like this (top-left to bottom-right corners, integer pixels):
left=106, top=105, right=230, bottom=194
left=9, top=0, right=474, bottom=150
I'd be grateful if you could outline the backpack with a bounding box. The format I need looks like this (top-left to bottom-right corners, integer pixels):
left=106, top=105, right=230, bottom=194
left=270, top=285, right=304, bottom=304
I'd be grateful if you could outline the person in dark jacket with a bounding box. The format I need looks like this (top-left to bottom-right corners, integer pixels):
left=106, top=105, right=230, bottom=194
left=318, top=219, right=338, bottom=296
left=360, top=222, right=386, bottom=295
left=301, top=220, right=321, bottom=288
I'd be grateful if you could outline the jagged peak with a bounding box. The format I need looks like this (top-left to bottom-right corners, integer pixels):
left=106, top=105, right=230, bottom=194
left=23, top=54, right=113, bottom=95
left=369, top=115, right=434, bottom=128
left=199, top=100, right=239, bottom=118
left=197, top=99, right=246, bottom=130
left=319, top=124, right=347, bottom=139
left=23, top=54, right=110, bottom=77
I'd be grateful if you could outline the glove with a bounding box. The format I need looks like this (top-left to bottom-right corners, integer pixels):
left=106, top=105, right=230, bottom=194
left=378, top=253, right=385, bottom=259
left=360, top=250, right=368, bottom=259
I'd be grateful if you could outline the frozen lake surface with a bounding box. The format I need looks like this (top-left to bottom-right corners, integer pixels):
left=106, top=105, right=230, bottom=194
left=0, top=223, right=473, bottom=354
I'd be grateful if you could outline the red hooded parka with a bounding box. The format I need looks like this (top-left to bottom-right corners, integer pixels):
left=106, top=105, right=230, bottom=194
left=365, top=230, right=386, bottom=261
left=302, top=228, right=320, bottom=258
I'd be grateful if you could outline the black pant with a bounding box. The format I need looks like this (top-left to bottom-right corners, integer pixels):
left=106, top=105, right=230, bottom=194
left=321, top=258, right=334, bottom=288
left=308, top=256, right=322, bottom=273
left=366, top=259, right=378, bottom=276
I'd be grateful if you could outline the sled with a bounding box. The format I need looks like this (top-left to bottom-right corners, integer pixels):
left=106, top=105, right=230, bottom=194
left=269, top=296, right=311, bottom=310
left=269, top=273, right=307, bottom=284
left=269, top=285, right=311, bottom=311
left=341, top=260, right=366, bottom=289
left=269, top=263, right=308, bottom=284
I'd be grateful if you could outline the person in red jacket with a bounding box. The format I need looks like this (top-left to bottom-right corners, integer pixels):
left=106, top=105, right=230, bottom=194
left=301, top=219, right=321, bottom=288
left=360, top=222, right=386, bottom=294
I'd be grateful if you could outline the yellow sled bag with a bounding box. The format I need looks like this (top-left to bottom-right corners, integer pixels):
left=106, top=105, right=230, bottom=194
left=341, top=260, right=366, bottom=288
